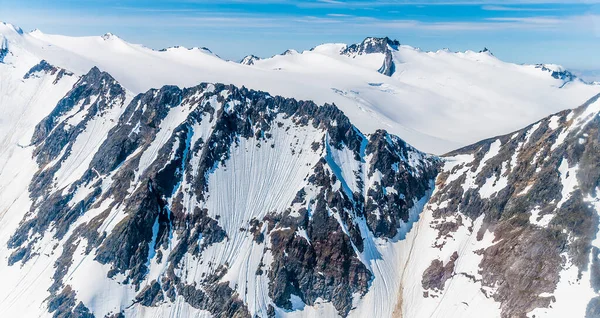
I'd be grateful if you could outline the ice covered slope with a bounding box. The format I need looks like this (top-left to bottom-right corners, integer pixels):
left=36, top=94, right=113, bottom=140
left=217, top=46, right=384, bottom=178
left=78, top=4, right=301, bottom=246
left=4, top=20, right=600, bottom=318
left=0, top=59, right=438, bottom=317
left=394, top=93, right=600, bottom=318
left=0, top=29, right=79, bottom=318
left=2, top=21, right=600, bottom=153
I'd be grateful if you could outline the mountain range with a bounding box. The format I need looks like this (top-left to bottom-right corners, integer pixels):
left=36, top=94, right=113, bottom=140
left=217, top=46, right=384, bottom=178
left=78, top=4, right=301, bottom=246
left=1, top=21, right=600, bottom=318
left=2, top=21, right=599, bottom=154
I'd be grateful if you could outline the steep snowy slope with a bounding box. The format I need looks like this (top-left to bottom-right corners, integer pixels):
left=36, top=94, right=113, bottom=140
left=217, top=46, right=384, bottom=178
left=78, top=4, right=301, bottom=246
left=4, top=20, right=600, bottom=318
left=0, top=60, right=438, bottom=317
left=394, top=93, right=600, bottom=318
left=2, top=21, right=599, bottom=153
left=4, top=65, right=600, bottom=318
left=0, top=27, right=81, bottom=318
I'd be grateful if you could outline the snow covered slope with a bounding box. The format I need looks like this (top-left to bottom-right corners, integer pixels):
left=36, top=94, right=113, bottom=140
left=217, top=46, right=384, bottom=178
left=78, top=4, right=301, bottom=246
left=4, top=20, right=600, bottom=318
left=0, top=60, right=439, bottom=317
left=4, top=57, right=600, bottom=317
left=2, top=22, right=599, bottom=153
left=395, top=93, right=600, bottom=318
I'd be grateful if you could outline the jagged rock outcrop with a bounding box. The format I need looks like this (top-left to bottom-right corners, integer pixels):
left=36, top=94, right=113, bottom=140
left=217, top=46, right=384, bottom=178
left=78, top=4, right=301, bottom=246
left=3, top=24, right=600, bottom=318
left=23, top=59, right=74, bottom=82
left=341, top=37, right=399, bottom=56
left=6, top=66, right=437, bottom=317
left=0, top=36, right=8, bottom=63
left=536, top=64, right=578, bottom=85
left=281, top=49, right=297, bottom=56
left=241, top=55, right=261, bottom=65
left=405, top=93, right=600, bottom=318
left=341, top=37, right=399, bottom=76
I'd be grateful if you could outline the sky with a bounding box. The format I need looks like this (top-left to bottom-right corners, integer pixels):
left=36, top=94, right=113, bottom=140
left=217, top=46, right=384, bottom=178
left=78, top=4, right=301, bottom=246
left=1, top=0, right=599, bottom=77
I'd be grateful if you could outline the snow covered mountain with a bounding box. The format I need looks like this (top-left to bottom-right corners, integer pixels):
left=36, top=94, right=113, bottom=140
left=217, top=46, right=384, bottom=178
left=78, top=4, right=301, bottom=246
left=3, top=21, right=600, bottom=318
left=2, top=21, right=599, bottom=154
left=398, top=92, right=600, bottom=318
left=1, top=55, right=438, bottom=318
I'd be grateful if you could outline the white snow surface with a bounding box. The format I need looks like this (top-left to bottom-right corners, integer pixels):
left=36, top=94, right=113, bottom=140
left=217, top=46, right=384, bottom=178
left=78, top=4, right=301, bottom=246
left=0, top=39, right=436, bottom=317
left=2, top=21, right=600, bottom=154
left=0, top=24, right=79, bottom=318
left=3, top=20, right=600, bottom=318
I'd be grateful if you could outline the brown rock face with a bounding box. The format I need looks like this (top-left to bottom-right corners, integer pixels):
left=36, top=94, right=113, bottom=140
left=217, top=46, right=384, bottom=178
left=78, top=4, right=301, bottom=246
left=421, top=93, right=600, bottom=317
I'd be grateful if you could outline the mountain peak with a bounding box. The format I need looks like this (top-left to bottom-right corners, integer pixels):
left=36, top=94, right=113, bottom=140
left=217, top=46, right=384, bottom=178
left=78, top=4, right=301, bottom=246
left=157, top=45, right=215, bottom=55
left=341, top=36, right=399, bottom=77
left=363, top=36, right=400, bottom=48
left=535, top=63, right=578, bottom=84
left=22, top=60, right=74, bottom=81
left=240, top=54, right=261, bottom=65
left=0, top=22, right=23, bottom=36
left=0, top=36, right=8, bottom=63
left=79, top=66, right=117, bottom=87
left=101, top=32, right=118, bottom=40
left=341, top=36, right=400, bottom=56
left=281, top=49, right=298, bottom=56
left=479, top=47, right=493, bottom=55
left=9, top=72, right=436, bottom=317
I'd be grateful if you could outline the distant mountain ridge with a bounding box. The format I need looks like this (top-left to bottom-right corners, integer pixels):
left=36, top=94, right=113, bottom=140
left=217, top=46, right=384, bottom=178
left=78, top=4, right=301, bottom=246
left=1, top=57, right=438, bottom=318
left=2, top=21, right=598, bottom=154
left=2, top=21, right=600, bottom=318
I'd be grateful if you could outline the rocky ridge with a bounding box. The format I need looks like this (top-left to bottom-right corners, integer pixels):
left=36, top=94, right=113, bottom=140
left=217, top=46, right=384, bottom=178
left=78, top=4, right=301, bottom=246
left=2, top=21, right=600, bottom=317
left=341, top=37, right=399, bottom=76
left=412, top=93, right=600, bottom=318
left=6, top=62, right=437, bottom=317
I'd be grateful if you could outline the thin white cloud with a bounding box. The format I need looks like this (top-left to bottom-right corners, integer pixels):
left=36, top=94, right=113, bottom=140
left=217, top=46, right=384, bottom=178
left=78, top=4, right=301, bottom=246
left=351, top=13, right=598, bottom=31
left=23, top=0, right=595, bottom=8
left=294, top=16, right=344, bottom=23
left=4, top=4, right=598, bottom=36
left=298, top=0, right=600, bottom=8
left=316, top=0, right=346, bottom=4
left=112, top=7, right=208, bottom=13
left=486, top=16, right=564, bottom=24
left=481, top=5, right=559, bottom=11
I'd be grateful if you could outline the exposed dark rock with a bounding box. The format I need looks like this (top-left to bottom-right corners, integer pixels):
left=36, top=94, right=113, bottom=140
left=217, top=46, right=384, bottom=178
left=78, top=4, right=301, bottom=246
left=422, top=251, right=458, bottom=293
left=94, top=180, right=167, bottom=285
left=0, top=37, right=7, bottom=63
left=9, top=67, right=438, bottom=318
left=341, top=37, right=400, bottom=76
left=23, top=60, right=74, bottom=84
left=428, top=93, right=600, bottom=317
left=378, top=51, right=395, bottom=76
left=47, top=286, right=94, bottom=318
left=268, top=200, right=371, bottom=316
left=587, top=297, right=600, bottom=318
left=535, top=64, right=578, bottom=84
left=177, top=268, right=250, bottom=318
left=341, top=37, right=399, bottom=56
left=364, top=130, right=438, bottom=237
left=240, top=55, right=260, bottom=65
left=479, top=219, right=563, bottom=317
left=134, top=281, right=164, bottom=307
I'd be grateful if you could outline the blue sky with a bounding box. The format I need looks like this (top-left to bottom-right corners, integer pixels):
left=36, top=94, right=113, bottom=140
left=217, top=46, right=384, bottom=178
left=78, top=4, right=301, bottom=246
left=2, top=0, right=600, bottom=75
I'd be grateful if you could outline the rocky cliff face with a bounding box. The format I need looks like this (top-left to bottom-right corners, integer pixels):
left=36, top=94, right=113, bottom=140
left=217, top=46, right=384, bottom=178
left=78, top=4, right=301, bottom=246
left=341, top=37, right=399, bottom=76
left=536, top=64, right=579, bottom=85
left=240, top=55, right=261, bottom=65
left=5, top=64, right=437, bottom=318
left=0, top=36, right=8, bottom=63
left=397, top=93, right=600, bottom=318
left=2, top=29, right=600, bottom=317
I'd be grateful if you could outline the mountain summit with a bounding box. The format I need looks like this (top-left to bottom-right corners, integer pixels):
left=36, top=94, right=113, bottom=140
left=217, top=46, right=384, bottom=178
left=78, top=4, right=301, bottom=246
left=1, top=22, right=600, bottom=318
left=1, top=22, right=597, bottom=153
